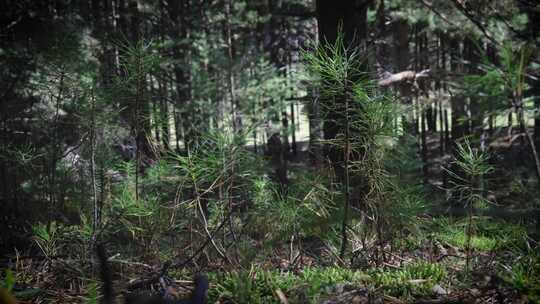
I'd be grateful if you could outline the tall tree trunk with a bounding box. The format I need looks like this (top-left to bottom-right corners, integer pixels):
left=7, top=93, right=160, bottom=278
left=421, top=112, right=429, bottom=183
left=287, top=45, right=298, bottom=156
left=150, top=77, right=161, bottom=143
left=162, top=86, right=171, bottom=151
left=486, top=42, right=497, bottom=136
left=450, top=37, right=467, bottom=149
left=224, top=0, right=238, bottom=132
left=418, top=24, right=430, bottom=182
left=439, top=100, right=445, bottom=155
left=290, top=103, right=297, bottom=156
left=412, top=23, right=421, bottom=135
left=157, top=0, right=170, bottom=150
left=167, top=0, right=191, bottom=150
left=89, top=88, right=100, bottom=265
left=465, top=38, right=483, bottom=139
left=93, top=0, right=117, bottom=86
left=392, top=18, right=413, bottom=134
left=376, top=0, right=388, bottom=66
left=444, top=109, right=450, bottom=150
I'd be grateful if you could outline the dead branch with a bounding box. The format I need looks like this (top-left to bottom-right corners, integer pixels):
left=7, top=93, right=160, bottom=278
left=378, top=69, right=431, bottom=86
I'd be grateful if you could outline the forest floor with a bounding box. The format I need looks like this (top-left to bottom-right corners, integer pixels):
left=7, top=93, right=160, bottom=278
left=3, top=132, right=540, bottom=304
left=6, top=214, right=538, bottom=303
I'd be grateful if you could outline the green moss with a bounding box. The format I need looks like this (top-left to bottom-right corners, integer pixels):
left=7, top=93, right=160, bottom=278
left=429, top=217, right=527, bottom=251
left=371, top=262, right=447, bottom=299
left=298, top=267, right=370, bottom=301
left=207, top=264, right=450, bottom=303
left=437, top=228, right=499, bottom=251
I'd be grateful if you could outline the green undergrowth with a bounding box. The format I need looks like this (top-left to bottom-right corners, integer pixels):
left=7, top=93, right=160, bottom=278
left=397, top=216, right=528, bottom=252
left=501, top=253, right=540, bottom=302
left=371, top=262, right=446, bottom=300
left=207, top=262, right=448, bottom=303
left=429, top=217, right=527, bottom=251
left=208, top=267, right=367, bottom=304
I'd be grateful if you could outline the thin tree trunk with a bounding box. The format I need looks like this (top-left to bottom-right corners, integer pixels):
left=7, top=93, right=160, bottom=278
left=48, top=71, right=65, bottom=223
left=290, top=103, right=297, bottom=156
left=392, top=18, right=413, bottom=134
left=450, top=38, right=466, bottom=149
left=466, top=38, right=483, bottom=139
left=444, top=109, right=450, bottom=149
left=439, top=100, right=445, bottom=155
left=158, top=79, right=170, bottom=150
left=224, top=0, right=238, bottom=132
left=421, top=111, right=429, bottom=183
left=287, top=54, right=297, bottom=156
left=151, top=77, right=161, bottom=143
left=167, top=0, right=190, bottom=150
left=281, top=108, right=290, bottom=157
left=89, top=88, right=99, bottom=266
left=533, top=111, right=540, bottom=155
left=340, top=94, right=351, bottom=259
left=412, top=23, right=422, bottom=135
left=174, top=107, right=181, bottom=151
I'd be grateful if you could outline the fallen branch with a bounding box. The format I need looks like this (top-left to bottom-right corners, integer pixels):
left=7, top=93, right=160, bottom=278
left=378, top=69, right=431, bottom=86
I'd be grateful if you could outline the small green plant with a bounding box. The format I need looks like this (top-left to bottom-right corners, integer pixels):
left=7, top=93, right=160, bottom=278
left=82, top=282, right=99, bottom=304
left=463, top=44, right=540, bottom=185
left=210, top=268, right=296, bottom=304
left=445, top=139, right=494, bottom=272
left=107, top=176, right=170, bottom=251
left=32, top=221, right=89, bottom=262
left=303, top=28, right=399, bottom=259
left=252, top=167, right=339, bottom=244
left=32, top=222, right=60, bottom=258
left=385, top=182, right=428, bottom=236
